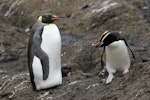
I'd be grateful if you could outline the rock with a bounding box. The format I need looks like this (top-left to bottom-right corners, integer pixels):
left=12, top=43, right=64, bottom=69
left=142, top=56, right=150, bottom=62
left=81, top=4, right=90, bottom=9
left=0, top=25, right=28, bottom=61
left=131, top=46, right=147, bottom=52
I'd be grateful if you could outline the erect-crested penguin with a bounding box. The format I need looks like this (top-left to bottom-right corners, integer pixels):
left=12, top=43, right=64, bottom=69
left=28, top=14, right=62, bottom=91
left=92, top=31, right=135, bottom=84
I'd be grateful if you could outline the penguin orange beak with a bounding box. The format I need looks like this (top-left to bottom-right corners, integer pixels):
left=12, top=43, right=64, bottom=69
left=51, top=15, right=59, bottom=21
left=92, top=42, right=100, bottom=48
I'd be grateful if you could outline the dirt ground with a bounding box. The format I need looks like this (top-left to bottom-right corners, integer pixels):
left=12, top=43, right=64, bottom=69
left=0, top=0, right=150, bottom=100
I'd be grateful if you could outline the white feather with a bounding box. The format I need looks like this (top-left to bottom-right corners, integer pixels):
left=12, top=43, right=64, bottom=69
left=105, top=40, right=130, bottom=73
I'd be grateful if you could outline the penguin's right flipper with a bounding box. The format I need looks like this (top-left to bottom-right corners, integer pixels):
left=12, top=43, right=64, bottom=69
left=101, top=47, right=106, bottom=69
left=33, top=26, right=49, bottom=80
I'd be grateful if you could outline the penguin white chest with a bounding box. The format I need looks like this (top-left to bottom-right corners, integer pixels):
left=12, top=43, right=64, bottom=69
left=41, top=24, right=61, bottom=53
left=105, top=40, right=130, bottom=71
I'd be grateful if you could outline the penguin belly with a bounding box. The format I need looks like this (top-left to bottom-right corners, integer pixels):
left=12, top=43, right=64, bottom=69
left=32, top=24, right=62, bottom=90
left=105, top=40, right=130, bottom=72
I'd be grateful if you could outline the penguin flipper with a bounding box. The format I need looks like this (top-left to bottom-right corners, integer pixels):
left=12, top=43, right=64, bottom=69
left=101, top=47, right=106, bottom=69
left=40, top=54, right=49, bottom=80
left=123, top=39, right=135, bottom=59
left=33, top=28, right=49, bottom=80
left=117, top=32, right=135, bottom=59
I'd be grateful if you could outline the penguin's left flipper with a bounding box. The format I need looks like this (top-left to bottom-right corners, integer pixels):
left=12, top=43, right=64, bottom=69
left=33, top=29, right=49, bottom=80
left=123, top=39, right=135, bottom=59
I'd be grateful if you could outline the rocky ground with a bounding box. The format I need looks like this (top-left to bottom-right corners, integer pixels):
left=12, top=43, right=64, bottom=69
left=0, top=0, right=150, bottom=100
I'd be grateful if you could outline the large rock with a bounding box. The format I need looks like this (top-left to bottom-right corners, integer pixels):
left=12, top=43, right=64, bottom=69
left=0, top=24, right=28, bottom=61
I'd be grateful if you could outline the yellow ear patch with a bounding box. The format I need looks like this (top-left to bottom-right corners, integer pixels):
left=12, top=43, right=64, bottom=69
left=38, top=16, right=42, bottom=22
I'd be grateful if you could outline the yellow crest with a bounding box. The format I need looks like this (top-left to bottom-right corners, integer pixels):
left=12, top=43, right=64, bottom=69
left=101, top=31, right=110, bottom=42
left=38, top=16, right=42, bottom=22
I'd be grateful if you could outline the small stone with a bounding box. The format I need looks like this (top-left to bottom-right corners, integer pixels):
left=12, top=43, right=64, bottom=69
left=82, top=4, right=90, bottom=9
left=142, top=56, right=150, bottom=62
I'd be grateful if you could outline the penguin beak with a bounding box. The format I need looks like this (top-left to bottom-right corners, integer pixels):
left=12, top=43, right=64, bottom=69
left=51, top=15, right=59, bottom=21
left=92, top=42, right=100, bottom=48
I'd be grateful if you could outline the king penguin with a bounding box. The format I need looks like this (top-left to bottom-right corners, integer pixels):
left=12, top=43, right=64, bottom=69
left=28, top=14, right=62, bottom=91
left=93, top=31, right=135, bottom=84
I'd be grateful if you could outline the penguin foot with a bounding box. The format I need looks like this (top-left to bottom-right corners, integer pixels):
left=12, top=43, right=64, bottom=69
left=123, top=69, right=129, bottom=74
left=106, top=74, right=114, bottom=84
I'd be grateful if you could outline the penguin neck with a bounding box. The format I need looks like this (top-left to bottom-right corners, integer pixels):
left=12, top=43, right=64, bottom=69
left=37, top=20, right=55, bottom=25
left=107, top=40, right=124, bottom=49
left=48, top=23, right=55, bottom=26
left=107, top=41, right=119, bottom=48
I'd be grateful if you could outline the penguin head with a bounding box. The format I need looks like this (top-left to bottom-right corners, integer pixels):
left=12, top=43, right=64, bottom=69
left=99, top=31, right=122, bottom=47
left=38, top=14, right=59, bottom=23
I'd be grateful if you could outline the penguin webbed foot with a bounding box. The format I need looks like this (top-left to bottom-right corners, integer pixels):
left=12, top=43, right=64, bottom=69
left=106, top=73, right=114, bottom=84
